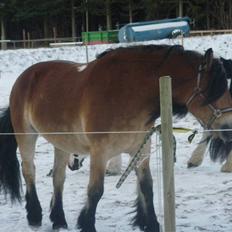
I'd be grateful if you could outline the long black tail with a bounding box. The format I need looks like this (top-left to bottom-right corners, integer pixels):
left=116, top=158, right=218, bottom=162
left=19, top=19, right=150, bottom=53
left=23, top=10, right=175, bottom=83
left=0, top=107, right=21, bottom=202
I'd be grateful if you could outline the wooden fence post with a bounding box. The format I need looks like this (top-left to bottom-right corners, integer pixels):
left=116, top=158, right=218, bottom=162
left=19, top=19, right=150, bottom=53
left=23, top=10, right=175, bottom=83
left=53, top=27, right=57, bottom=43
left=22, top=29, right=26, bottom=48
left=85, top=44, right=89, bottom=63
left=27, top=32, right=30, bottom=48
left=159, top=76, right=176, bottom=232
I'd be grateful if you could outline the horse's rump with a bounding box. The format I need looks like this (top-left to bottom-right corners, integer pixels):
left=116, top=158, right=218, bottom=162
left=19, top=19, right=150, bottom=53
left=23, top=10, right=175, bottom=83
left=10, top=61, right=92, bottom=154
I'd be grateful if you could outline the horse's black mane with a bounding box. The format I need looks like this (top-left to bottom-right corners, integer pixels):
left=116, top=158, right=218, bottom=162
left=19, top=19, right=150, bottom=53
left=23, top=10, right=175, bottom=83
left=97, top=44, right=228, bottom=111
left=96, top=44, right=184, bottom=59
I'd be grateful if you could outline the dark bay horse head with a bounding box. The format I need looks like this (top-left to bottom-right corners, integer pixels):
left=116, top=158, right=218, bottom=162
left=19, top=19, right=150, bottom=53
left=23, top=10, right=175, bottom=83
left=181, top=48, right=232, bottom=141
left=1, top=45, right=232, bottom=231
left=207, top=57, right=232, bottom=163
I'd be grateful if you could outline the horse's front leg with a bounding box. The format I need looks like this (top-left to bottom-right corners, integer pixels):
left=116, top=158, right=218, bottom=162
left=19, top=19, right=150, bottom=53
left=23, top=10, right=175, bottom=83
left=221, top=150, right=232, bottom=172
left=77, top=150, right=107, bottom=232
left=50, top=147, right=70, bottom=229
left=187, top=133, right=209, bottom=168
left=133, top=157, right=160, bottom=232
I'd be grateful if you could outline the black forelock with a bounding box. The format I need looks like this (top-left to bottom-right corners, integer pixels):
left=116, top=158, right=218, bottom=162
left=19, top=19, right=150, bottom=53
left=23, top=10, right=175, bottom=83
left=203, top=59, right=227, bottom=104
left=220, top=57, right=232, bottom=80
left=220, top=57, right=232, bottom=95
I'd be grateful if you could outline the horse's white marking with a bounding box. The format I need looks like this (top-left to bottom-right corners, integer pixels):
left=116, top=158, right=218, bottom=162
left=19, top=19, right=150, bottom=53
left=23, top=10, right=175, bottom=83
left=77, top=64, right=87, bottom=72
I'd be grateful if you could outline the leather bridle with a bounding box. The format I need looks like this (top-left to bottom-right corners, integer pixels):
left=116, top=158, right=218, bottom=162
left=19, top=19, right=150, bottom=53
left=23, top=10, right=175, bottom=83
left=186, top=63, right=232, bottom=129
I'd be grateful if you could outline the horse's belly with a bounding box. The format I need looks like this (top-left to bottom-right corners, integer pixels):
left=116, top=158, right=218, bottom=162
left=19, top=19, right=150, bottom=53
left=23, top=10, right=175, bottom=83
left=42, top=134, right=90, bottom=155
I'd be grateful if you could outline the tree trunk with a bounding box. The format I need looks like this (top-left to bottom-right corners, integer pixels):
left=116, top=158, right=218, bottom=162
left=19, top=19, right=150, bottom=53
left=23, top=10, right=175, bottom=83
left=1, top=16, right=6, bottom=50
left=85, top=0, right=89, bottom=32
left=106, top=0, right=112, bottom=30
left=229, top=0, right=232, bottom=28
left=206, top=0, right=210, bottom=29
left=43, top=16, right=49, bottom=39
left=71, top=0, right=76, bottom=41
left=128, top=0, right=133, bottom=23
left=178, top=0, right=183, bottom=17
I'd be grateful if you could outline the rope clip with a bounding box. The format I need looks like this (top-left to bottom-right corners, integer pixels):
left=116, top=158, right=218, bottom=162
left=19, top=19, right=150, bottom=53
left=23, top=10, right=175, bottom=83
left=188, top=130, right=198, bottom=143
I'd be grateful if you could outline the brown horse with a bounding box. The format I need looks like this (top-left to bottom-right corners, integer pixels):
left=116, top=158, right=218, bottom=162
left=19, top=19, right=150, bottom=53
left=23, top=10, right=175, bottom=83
left=1, top=45, right=232, bottom=232
left=188, top=57, right=232, bottom=172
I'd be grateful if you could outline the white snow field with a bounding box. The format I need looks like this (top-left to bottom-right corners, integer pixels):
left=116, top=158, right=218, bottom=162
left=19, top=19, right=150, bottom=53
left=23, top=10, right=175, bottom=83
left=1, top=34, right=232, bottom=232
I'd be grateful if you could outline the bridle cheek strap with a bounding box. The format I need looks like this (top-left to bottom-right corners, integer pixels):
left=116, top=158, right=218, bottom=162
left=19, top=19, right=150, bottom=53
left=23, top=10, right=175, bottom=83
left=206, top=107, right=232, bottom=129
left=186, top=64, right=232, bottom=129
left=186, top=64, right=204, bottom=106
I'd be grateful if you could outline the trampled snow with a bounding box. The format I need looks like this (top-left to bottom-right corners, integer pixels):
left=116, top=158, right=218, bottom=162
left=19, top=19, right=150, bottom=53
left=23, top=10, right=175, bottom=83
left=1, top=34, right=232, bottom=232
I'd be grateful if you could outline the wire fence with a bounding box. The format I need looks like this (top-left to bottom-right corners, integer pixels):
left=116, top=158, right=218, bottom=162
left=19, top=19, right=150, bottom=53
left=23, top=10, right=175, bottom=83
left=0, top=36, right=83, bottom=49
left=1, top=29, right=232, bottom=50
left=0, top=127, right=232, bottom=136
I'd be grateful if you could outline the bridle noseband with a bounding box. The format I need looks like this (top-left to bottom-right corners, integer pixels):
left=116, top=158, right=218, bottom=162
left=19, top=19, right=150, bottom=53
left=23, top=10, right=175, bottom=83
left=186, top=63, right=232, bottom=129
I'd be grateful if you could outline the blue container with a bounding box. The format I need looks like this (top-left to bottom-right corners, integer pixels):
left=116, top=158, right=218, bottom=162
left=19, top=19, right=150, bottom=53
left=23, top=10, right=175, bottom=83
left=118, top=17, right=190, bottom=43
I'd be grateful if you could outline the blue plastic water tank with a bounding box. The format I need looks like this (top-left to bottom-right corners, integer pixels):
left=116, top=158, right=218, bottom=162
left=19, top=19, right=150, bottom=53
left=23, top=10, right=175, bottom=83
left=118, top=17, right=190, bottom=43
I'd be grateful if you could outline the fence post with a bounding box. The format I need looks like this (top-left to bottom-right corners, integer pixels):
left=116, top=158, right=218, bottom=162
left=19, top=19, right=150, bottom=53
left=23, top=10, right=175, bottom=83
left=53, top=27, right=57, bottom=43
left=159, top=76, right=176, bottom=232
left=22, top=29, right=26, bottom=48
left=27, top=32, right=30, bottom=48
left=85, top=44, right=89, bottom=63
left=1, top=16, right=7, bottom=50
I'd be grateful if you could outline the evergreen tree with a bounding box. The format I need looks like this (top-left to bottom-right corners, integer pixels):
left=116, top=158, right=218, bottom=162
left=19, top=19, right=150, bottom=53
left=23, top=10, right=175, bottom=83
left=0, top=0, right=232, bottom=42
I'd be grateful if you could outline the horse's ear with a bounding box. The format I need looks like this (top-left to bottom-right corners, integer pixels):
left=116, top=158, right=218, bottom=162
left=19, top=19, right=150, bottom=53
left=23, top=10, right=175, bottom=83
left=203, top=48, right=213, bottom=71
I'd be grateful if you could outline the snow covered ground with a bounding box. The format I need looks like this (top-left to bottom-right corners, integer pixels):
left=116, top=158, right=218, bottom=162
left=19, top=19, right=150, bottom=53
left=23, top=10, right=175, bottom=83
left=1, top=34, right=232, bottom=231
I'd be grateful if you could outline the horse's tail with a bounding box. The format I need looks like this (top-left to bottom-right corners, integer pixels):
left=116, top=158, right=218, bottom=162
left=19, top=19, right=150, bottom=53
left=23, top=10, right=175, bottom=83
left=0, top=107, right=21, bottom=202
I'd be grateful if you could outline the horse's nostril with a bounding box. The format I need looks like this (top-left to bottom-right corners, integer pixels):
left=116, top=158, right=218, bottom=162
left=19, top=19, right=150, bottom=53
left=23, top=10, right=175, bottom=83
left=221, top=124, right=232, bottom=142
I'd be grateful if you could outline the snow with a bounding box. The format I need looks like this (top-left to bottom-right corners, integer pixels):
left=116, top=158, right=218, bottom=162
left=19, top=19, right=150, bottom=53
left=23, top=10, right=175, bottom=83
left=1, top=34, right=232, bottom=232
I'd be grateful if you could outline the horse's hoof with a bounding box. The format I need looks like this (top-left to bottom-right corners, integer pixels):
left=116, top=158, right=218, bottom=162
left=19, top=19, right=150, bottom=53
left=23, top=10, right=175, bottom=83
left=51, top=216, right=68, bottom=230
left=187, top=162, right=198, bottom=168
left=27, top=214, right=42, bottom=227
left=77, top=221, right=97, bottom=232
left=79, top=228, right=96, bottom=232
left=144, top=223, right=161, bottom=232
left=28, top=221, right=42, bottom=227
left=52, top=222, right=68, bottom=230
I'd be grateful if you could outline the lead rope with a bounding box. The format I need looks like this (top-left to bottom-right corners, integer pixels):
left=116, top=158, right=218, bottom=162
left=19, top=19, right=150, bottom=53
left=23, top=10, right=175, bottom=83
left=116, top=126, right=157, bottom=189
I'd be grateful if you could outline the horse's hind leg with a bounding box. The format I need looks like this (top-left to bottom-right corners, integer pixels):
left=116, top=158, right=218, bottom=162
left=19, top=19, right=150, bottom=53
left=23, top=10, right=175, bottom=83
left=77, top=149, right=107, bottom=232
left=134, top=158, right=160, bottom=232
left=50, top=147, right=70, bottom=229
left=17, top=134, right=42, bottom=226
